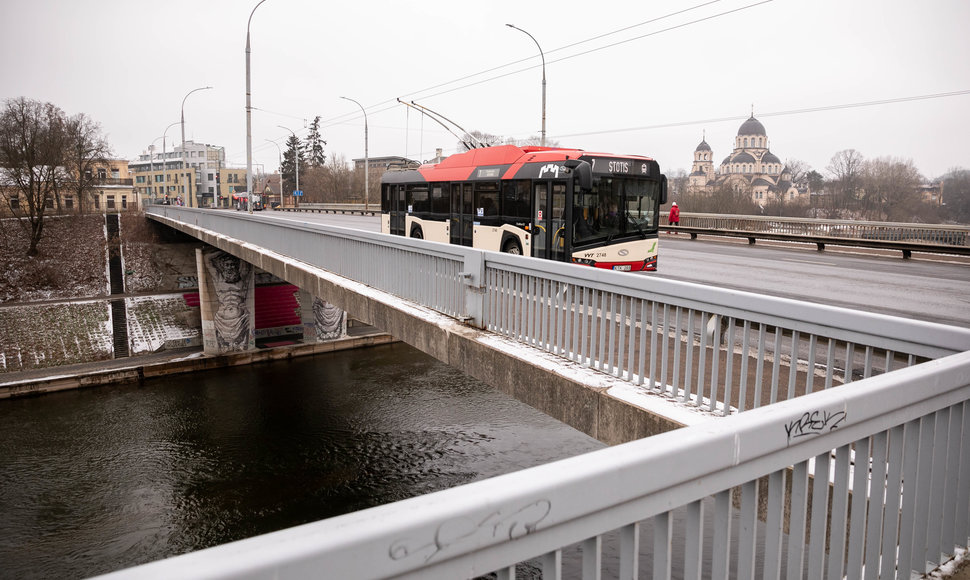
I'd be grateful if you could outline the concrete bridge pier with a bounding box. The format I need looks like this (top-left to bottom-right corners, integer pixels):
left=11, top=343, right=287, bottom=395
left=196, top=248, right=256, bottom=355
left=299, top=289, right=347, bottom=343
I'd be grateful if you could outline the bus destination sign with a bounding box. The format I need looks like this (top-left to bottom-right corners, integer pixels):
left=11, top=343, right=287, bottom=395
left=588, top=157, right=652, bottom=177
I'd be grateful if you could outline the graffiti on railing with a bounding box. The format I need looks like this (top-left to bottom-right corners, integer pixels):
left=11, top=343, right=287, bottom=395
left=388, top=499, right=551, bottom=564
left=784, top=409, right=847, bottom=444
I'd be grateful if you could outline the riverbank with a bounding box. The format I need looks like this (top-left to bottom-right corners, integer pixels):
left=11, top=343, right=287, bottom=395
left=0, top=329, right=397, bottom=400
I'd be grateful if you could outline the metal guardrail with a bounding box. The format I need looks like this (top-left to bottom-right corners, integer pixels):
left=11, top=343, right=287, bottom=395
left=273, top=206, right=970, bottom=256
left=272, top=203, right=378, bottom=216
left=120, top=206, right=970, bottom=578
left=664, top=212, right=970, bottom=258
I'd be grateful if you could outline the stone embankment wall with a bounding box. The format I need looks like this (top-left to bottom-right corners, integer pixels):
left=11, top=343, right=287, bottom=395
left=0, top=214, right=205, bottom=373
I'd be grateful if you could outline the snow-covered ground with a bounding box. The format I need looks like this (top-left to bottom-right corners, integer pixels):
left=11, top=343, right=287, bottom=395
left=1, top=213, right=201, bottom=373
left=126, top=294, right=201, bottom=354
left=0, top=300, right=113, bottom=372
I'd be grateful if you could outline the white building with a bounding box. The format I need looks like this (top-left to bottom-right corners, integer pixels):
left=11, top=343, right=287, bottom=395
left=688, top=115, right=804, bottom=204
left=129, top=141, right=230, bottom=208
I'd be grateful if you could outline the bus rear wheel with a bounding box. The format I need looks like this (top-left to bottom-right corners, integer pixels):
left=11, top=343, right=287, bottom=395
left=411, top=228, right=423, bottom=239
left=502, top=240, right=522, bottom=255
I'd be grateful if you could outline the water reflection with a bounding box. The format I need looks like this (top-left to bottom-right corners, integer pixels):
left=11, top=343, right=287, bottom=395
left=0, top=343, right=604, bottom=579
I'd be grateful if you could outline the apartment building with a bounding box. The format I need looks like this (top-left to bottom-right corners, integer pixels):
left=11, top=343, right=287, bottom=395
left=129, top=141, right=237, bottom=208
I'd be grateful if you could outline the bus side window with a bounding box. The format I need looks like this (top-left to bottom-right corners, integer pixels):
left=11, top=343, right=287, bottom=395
left=407, top=184, right=429, bottom=213
left=431, top=185, right=448, bottom=216
left=503, top=180, right=530, bottom=220
left=474, top=182, right=500, bottom=218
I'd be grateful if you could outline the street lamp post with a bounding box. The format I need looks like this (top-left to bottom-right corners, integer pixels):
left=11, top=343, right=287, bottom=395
left=506, top=23, right=546, bottom=147
left=278, top=125, right=298, bottom=207
left=181, top=85, right=213, bottom=208
left=264, top=138, right=283, bottom=207
left=148, top=136, right=165, bottom=204
left=162, top=121, right=180, bottom=205
left=246, top=0, right=269, bottom=215
left=340, top=96, right=369, bottom=210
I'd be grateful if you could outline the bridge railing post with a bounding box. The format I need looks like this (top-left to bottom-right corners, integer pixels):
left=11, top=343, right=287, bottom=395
left=460, top=251, right=486, bottom=328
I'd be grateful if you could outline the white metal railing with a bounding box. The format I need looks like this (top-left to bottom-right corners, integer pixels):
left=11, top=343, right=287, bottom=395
left=669, top=212, right=970, bottom=247
left=127, top=206, right=970, bottom=577
left=96, top=350, right=970, bottom=579
left=275, top=203, right=378, bottom=215
left=481, top=257, right=970, bottom=416
left=147, top=206, right=970, bottom=417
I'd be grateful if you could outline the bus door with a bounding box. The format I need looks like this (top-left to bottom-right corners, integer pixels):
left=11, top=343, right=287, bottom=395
left=450, top=183, right=474, bottom=246
left=533, top=181, right=567, bottom=261
left=389, top=185, right=406, bottom=236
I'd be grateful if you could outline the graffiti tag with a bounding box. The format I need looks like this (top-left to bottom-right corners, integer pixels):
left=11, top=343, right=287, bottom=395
left=176, top=275, right=198, bottom=289
left=388, top=499, right=551, bottom=564
left=784, top=409, right=847, bottom=444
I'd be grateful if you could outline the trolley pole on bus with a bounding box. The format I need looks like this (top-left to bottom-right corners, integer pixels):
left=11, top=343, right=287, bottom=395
left=506, top=23, right=546, bottom=147
left=341, top=96, right=369, bottom=211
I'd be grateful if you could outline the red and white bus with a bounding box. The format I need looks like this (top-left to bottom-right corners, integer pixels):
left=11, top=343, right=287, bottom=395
left=380, top=145, right=667, bottom=271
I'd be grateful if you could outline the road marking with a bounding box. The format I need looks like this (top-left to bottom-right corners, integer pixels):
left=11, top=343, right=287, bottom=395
left=782, top=258, right=838, bottom=266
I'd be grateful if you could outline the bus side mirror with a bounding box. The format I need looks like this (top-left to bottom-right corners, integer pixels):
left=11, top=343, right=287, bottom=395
left=564, top=159, right=592, bottom=191
left=660, top=175, right=668, bottom=205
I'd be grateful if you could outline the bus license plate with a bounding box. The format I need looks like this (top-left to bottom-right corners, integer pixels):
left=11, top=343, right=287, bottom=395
left=613, top=265, right=632, bottom=271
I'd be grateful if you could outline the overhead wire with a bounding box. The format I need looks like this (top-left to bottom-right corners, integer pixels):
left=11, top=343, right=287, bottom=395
left=252, top=1, right=968, bottom=162
left=556, top=90, right=970, bottom=139
left=313, top=0, right=760, bottom=132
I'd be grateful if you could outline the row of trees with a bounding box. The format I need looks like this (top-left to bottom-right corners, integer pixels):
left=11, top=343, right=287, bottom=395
left=668, top=149, right=970, bottom=224
left=276, top=115, right=383, bottom=204
left=279, top=116, right=327, bottom=195
left=289, top=153, right=375, bottom=204
left=0, top=97, right=111, bottom=255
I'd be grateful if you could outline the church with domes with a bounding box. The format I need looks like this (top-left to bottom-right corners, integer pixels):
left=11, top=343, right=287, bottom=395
left=687, top=114, right=804, bottom=203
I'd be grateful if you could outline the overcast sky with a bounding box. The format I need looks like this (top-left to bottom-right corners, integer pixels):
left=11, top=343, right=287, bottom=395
left=1, top=0, right=967, bottom=180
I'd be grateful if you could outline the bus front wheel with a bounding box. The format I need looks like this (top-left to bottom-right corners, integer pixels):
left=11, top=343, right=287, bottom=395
left=502, top=240, right=522, bottom=255
left=411, top=228, right=423, bottom=239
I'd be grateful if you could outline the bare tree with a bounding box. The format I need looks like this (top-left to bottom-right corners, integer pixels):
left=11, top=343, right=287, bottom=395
left=62, top=112, right=111, bottom=214
left=784, top=158, right=809, bottom=188
left=0, top=97, right=68, bottom=256
left=805, top=170, right=826, bottom=217
left=321, top=154, right=352, bottom=202
left=299, top=158, right=351, bottom=203
left=826, top=149, right=865, bottom=217
left=666, top=168, right=689, bottom=199
left=861, top=157, right=922, bottom=221
left=298, top=165, right=326, bottom=203
left=680, top=179, right=759, bottom=215
left=942, top=167, right=970, bottom=224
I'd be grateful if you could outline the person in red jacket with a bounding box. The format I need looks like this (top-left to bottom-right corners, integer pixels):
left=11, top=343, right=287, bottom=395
left=668, top=202, right=680, bottom=234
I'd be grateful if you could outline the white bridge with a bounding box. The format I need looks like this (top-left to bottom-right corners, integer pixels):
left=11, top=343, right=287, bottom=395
left=98, top=205, right=970, bottom=579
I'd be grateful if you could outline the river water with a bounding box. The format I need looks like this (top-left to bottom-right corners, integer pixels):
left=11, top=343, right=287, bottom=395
left=0, top=343, right=605, bottom=579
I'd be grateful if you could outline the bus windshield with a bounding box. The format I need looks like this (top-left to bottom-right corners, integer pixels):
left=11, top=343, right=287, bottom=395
left=573, top=177, right=661, bottom=246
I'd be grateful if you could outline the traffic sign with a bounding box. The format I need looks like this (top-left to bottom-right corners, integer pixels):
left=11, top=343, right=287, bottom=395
left=293, top=190, right=303, bottom=197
